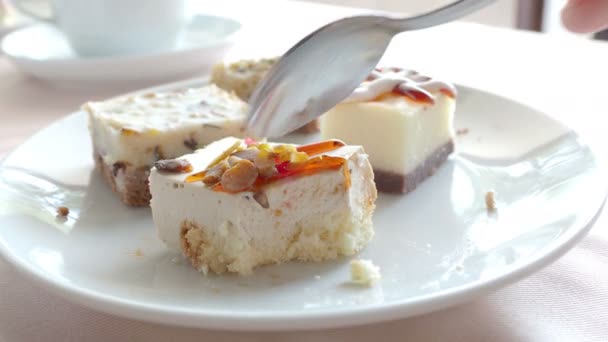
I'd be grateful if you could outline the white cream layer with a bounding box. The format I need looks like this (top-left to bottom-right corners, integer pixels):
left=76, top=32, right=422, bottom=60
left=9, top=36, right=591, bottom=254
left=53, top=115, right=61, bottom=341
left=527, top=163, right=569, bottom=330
left=321, top=93, right=455, bottom=175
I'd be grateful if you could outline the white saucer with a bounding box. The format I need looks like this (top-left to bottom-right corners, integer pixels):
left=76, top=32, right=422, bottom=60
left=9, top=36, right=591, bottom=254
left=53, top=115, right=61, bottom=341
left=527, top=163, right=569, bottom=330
left=0, top=15, right=241, bottom=87
left=0, top=79, right=606, bottom=331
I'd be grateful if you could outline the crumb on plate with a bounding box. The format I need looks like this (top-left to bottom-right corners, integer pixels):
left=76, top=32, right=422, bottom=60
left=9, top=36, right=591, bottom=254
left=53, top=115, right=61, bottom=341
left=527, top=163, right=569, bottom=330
left=485, top=190, right=496, bottom=212
left=56, top=206, right=69, bottom=217
left=456, top=128, right=469, bottom=135
left=350, top=259, right=381, bottom=286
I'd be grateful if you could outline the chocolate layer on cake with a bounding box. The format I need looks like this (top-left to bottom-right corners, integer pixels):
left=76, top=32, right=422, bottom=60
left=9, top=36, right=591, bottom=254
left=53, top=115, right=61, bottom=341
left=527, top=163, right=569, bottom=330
left=374, top=140, right=454, bottom=194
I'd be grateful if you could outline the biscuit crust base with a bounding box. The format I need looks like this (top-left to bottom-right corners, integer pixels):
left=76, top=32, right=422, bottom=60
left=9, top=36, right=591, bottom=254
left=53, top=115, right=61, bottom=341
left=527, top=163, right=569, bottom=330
left=374, top=140, right=454, bottom=194
left=95, top=152, right=151, bottom=207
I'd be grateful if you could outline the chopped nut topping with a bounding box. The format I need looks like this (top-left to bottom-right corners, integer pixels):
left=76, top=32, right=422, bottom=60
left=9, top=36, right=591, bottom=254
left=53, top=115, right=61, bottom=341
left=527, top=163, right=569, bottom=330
left=227, top=155, right=244, bottom=167
left=56, top=206, right=69, bottom=217
left=184, top=138, right=198, bottom=150
left=232, top=148, right=259, bottom=162
left=154, top=159, right=193, bottom=173
left=206, top=140, right=242, bottom=170
left=201, top=160, right=229, bottom=186
left=290, top=151, right=308, bottom=164
left=273, top=144, right=298, bottom=162
left=254, top=149, right=277, bottom=178
left=221, top=159, right=258, bottom=192
left=203, top=123, right=221, bottom=129
left=253, top=192, right=269, bottom=209
left=120, top=128, right=139, bottom=136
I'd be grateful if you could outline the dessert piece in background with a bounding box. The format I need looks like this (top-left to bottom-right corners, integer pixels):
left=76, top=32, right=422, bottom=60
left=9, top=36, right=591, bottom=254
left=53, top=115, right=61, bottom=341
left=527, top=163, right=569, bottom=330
left=211, top=57, right=319, bottom=133
left=321, top=67, right=456, bottom=194
left=211, top=57, right=278, bottom=101
left=149, top=137, right=377, bottom=275
left=86, top=85, right=247, bottom=206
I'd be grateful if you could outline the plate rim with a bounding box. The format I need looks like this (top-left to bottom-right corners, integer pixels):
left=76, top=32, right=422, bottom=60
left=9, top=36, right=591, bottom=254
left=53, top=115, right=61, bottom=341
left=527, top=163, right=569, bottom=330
left=1, top=81, right=606, bottom=331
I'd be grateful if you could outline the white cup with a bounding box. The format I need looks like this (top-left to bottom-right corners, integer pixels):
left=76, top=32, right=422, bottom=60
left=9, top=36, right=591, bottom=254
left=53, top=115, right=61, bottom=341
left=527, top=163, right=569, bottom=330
left=12, top=0, right=190, bottom=57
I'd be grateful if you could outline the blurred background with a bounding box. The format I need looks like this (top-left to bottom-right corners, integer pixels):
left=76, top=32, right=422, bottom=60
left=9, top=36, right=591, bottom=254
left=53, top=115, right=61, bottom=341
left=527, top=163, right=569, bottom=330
left=309, top=0, right=601, bottom=38
left=2, top=0, right=606, bottom=40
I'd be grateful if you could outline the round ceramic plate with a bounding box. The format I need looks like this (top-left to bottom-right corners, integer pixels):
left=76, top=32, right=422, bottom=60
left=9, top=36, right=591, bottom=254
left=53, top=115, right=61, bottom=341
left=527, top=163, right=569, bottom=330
left=0, top=80, right=605, bottom=331
left=0, top=15, right=241, bottom=87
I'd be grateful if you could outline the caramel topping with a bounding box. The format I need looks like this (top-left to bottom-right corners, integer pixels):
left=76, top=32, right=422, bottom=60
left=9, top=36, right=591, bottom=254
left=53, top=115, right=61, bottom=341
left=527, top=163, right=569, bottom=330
left=439, top=88, right=456, bottom=98
left=347, top=67, right=457, bottom=104
left=392, top=86, right=434, bottom=104
left=296, top=139, right=345, bottom=156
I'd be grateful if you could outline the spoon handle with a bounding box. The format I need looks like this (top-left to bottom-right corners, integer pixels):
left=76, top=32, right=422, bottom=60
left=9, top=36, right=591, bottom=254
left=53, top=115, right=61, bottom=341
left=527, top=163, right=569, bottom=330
left=386, top=0, right=495, bottom=32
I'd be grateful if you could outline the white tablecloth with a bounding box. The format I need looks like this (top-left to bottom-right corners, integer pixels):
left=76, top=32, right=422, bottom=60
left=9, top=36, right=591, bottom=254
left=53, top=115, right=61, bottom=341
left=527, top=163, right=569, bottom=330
left=2, top=1, right=608, bottom=341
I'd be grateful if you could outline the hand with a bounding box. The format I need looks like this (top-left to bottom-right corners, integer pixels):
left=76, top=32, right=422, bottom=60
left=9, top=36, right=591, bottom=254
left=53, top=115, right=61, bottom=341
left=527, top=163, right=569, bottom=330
left=562, top=0, right=608, bottom=33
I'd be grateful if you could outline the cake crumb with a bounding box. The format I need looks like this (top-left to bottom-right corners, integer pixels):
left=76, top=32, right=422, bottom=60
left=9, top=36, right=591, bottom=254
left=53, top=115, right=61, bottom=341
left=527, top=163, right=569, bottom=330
left=56, top=206, right=69, bottom=217
left=456, top=128, right=469, bottom=135
left=350, top=259, right=381, bottom=286
left=485, top=190, right=496, bottom=212
left=134, top=248, right=144, bottom=257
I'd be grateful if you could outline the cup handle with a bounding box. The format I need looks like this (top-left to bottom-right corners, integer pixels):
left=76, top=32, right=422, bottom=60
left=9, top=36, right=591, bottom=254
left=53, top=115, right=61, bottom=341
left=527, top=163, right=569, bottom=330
left=10, top=0, right=53, bottom=23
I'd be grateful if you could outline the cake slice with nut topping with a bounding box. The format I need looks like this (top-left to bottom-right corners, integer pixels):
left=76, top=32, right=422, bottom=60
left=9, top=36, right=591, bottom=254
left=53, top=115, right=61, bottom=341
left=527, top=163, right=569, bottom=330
left=85, top=85, right=247, bottom=206
left=149, top=137, right=377, bottom=275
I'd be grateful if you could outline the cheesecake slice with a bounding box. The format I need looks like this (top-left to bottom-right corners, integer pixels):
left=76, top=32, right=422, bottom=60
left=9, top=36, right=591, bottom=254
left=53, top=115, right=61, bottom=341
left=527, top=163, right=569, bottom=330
left=86, top=85, right=247, bottom=206
left=211, top=57, right=319, bottom=133
left=149, top=137, right=377, bottom=275
left=321, top=67, right=456, bottom=193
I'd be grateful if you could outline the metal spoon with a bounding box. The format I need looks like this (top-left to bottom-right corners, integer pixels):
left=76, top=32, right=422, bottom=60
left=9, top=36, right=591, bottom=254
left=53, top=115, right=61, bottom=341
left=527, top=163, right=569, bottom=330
left=245, top=0, right=494, bottom=138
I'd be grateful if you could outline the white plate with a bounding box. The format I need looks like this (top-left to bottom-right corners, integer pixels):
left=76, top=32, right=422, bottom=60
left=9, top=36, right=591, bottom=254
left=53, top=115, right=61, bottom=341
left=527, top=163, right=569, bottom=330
left=0, top=80, right=605, bottom=331
left=0, top=15, right=240, bottom=87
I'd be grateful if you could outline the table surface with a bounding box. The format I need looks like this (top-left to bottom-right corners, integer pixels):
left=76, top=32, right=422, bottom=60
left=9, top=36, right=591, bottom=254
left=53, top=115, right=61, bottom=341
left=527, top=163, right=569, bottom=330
left=2, top=1, right=608, bottom=341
